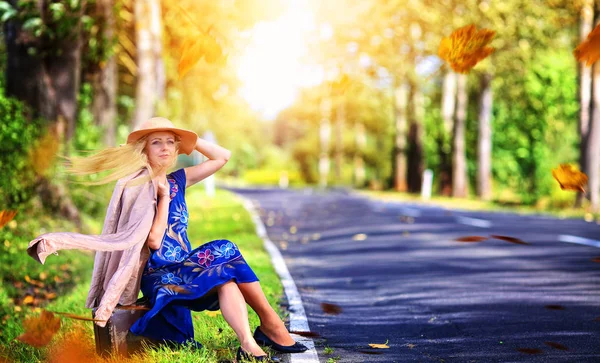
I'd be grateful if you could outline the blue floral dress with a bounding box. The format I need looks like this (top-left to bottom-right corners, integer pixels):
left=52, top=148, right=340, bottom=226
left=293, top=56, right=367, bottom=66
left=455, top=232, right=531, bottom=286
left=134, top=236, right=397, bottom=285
left=129, top=168, right=259, bottom=344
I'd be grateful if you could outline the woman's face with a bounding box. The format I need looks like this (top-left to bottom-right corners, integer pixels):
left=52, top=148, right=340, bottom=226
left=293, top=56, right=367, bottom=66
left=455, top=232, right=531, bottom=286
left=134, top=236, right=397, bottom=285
left=145, top=131, right=178, bottom=169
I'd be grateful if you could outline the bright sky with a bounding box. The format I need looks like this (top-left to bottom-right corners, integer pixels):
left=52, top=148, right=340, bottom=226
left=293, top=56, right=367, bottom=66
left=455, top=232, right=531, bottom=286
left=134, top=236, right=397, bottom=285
left=236, top=0, right=323, bottom=120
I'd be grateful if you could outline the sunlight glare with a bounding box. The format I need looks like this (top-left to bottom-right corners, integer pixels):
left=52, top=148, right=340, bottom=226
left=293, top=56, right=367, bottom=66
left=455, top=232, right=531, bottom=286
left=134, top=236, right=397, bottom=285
left=236, top=1, right=322, bottom=120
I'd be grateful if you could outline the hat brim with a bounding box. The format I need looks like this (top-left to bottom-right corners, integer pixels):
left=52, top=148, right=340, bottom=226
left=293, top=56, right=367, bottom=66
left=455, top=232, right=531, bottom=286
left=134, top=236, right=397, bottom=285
left=127, top=127, right=198, bottom=155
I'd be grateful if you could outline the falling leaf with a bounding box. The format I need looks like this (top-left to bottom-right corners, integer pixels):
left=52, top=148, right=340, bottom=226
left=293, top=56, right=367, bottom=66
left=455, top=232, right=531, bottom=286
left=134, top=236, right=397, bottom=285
left=177, top=33, right=224, bottom=80
left=22, top=296, right=35, bottom=305
left=290, top=226, right=297, bottom=234
left=47, top=326, right=97, bottom=363
left=0, top=210, right=18, bottom=229
left=404, top=343, right=416, bottom=349
left=16, top=310, right=61, bottom=347
left=454, top=236, right=487, bottom=242
left=29, top=131, right=60, bottom=176
left=574, top=23, right=600, bottom=66
left=438, top=24, right=496, bottom=73
left=544, top=305, right=566, bottom=310
left=290, top=331, right=321, bottom=338
left=51, top=311, right=107, bottom=322
left=552, top=164, right=588, bottom=192
left=516, top=348, right=543, bottom=355
left=490, top=235, right=529, bottom=245
left=320, top=302, right=343, bottom=315
left=544, top=342, right=568, bottom=351
left=352, top=233, right=368, bottom=241
left=368, top=343, right=389, bottom=349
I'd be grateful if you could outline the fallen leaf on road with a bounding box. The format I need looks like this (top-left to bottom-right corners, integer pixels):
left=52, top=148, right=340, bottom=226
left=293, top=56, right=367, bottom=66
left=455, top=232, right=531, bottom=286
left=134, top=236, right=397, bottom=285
left=490, top=235, right=529, bottom=245
left=320, top=302, right=343, bottom=315
left=352, top=233, right=368, bottom=241
left=544, top=305, right=566, bottom=310
left=516, top=348, right=543, bottom=354
left=455, top=236, right=487, bottom=242
left=544, top=342, right=569, bottom=351
left=368, top=342, right=389, bottom=349
left=16, top=310, right=61, bottom=347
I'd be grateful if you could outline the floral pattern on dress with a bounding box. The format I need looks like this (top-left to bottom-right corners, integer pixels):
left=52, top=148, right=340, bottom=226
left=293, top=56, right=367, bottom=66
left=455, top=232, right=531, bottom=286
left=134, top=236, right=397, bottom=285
left=172, top=203, right=188, bottom=234
left=164, top=244, right=183, bottom=262
left=161, top=272, right=182, bottom=285
left=197, top=249, right=214, bottom=267
left=168, top=177, right=178, bottom=200
left=213, top=241, right=237, bottom=259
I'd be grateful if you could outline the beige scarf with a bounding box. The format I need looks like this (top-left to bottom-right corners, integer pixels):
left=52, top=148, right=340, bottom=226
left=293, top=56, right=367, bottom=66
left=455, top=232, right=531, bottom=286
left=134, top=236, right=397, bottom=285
left=27, top=168, right=157, bottom=327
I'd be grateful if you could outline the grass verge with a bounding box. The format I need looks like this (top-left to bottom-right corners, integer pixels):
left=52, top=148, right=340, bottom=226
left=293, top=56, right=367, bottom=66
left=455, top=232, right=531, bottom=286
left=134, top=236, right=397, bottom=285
left=1, top=187, right=283, bottom=363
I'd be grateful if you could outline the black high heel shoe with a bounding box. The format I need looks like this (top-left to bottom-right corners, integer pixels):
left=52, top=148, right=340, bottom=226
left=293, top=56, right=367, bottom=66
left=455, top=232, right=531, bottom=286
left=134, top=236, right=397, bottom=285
left=253, top=326, right=308, bottom=353
left=236, top=347, right=281, bottom=363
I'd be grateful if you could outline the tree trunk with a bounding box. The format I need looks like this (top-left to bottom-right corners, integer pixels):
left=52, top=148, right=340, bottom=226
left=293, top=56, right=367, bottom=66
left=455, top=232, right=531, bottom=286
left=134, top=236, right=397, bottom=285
left=334, top=98, right=345, bottom=183
left=407, top=81, right=424, bottom=193
left=4, top=0, right=82, bottom=224
left=132, top=0, right=163, bottom=130
left=92, top=0, right=117, bottom=146
left=477, top=73, right=493, bottom=201
left=576, top=0, right=594, bottom=207
left=354, top=122, right=366, bottom=187
left=319, top=97, right=331, bottom=188
left=588, top=32, right=600, bottom=212
left=393, top=81, right=409, bottom=192
left=439, top=71, right=457, bottom=196
left=453, top=73, right=468, bottom=198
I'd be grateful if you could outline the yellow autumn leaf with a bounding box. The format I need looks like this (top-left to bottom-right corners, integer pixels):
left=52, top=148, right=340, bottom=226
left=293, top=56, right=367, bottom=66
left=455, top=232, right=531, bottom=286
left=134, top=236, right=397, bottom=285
left=29, top=131, right=60, bottom=176
left=574, top=23, right=600, bottom=66
left=551, top=164, right=588, bottom=192
left=368, top=342, right=390, bottom=349
left=204, top=310, right=222, bottom=317
left=178, top=37, right=205, bottom=80
left=438, top=24, right=496, bottom=74
left=23, top=295, right=35, bottom=305
left=16, top=310, right=61, bottom=347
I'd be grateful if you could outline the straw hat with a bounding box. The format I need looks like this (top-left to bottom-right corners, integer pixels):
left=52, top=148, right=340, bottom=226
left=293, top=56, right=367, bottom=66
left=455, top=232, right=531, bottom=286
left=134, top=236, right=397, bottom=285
left=127, top=117, right=198, bottom=155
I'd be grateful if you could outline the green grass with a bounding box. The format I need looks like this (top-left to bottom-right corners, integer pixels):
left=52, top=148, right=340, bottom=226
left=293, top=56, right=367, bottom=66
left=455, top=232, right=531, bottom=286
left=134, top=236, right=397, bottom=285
left=1, top=188, right=283, bottom=362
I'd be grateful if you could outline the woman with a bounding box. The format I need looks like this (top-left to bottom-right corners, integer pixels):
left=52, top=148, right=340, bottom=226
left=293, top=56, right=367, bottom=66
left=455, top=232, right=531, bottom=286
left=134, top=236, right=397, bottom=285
left=29, top=117, right=307, bottom=362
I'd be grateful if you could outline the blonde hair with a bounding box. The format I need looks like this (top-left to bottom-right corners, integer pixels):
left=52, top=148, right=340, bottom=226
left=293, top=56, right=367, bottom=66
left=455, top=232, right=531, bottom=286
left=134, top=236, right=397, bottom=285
left=66, top=134, right=180, bottom=186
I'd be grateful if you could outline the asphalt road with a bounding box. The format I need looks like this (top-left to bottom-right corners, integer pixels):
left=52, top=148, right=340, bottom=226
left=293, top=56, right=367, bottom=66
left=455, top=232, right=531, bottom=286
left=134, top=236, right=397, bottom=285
left=231, top=187, right=600, bottom=363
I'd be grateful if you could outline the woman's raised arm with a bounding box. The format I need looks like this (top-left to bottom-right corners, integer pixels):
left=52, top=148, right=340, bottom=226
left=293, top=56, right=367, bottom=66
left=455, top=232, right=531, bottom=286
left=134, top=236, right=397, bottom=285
left=184, top=137, right=231, bottom=188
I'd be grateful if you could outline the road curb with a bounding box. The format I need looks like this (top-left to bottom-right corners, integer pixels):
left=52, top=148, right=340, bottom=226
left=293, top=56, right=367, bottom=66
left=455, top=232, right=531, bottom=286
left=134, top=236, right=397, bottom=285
left=238, top=195, right=320, bottom=363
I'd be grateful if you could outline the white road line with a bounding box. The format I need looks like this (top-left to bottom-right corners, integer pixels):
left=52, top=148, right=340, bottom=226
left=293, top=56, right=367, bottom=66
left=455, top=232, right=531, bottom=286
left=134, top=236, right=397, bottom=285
left=239, top=196, right=319, bottom=363
left=558, top=234, right=600, bottom=248
left=456, top=216, right=492, bottom=228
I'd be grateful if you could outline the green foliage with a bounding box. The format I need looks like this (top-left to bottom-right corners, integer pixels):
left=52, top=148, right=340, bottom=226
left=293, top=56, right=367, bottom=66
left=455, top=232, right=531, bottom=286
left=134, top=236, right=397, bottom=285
left=0, top=84, right=46, bottom=210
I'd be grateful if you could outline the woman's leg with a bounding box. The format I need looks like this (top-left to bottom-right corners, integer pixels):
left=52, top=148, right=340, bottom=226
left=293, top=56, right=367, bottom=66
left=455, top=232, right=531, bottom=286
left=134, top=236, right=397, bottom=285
left=217, top=281, right=266, bottom=356
left=237, top=281, right=296, bottom=346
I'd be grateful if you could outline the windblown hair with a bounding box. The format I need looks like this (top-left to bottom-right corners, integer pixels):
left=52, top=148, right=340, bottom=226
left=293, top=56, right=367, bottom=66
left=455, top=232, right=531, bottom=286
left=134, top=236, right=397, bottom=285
left=66, top=135, right=180, bottom=185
